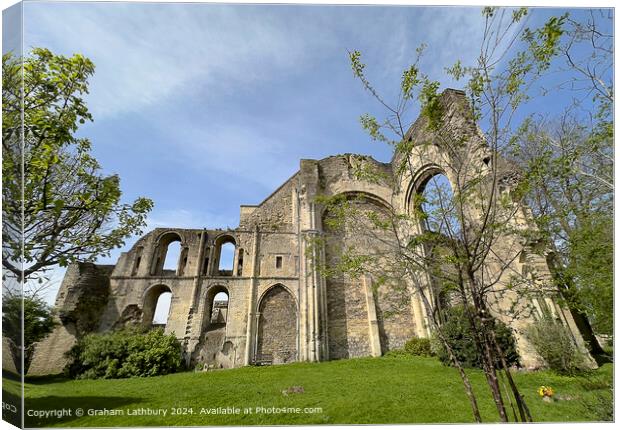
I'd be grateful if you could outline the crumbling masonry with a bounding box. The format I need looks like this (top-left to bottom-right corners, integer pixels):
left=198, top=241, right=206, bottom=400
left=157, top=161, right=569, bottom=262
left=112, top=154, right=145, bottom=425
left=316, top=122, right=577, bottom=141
left=28, top=90, right=593, bottom=375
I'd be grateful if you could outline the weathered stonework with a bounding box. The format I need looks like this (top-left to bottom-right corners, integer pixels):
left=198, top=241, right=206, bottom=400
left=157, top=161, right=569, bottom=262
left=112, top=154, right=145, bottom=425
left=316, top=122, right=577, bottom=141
left=28, top=89, right=594, bottom=375
left=256, top=285, right=298, bottom=364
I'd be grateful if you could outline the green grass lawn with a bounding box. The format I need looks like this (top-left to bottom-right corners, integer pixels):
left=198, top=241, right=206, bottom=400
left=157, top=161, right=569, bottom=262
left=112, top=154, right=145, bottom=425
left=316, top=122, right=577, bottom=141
left=3, top=356, right=613, bottom=427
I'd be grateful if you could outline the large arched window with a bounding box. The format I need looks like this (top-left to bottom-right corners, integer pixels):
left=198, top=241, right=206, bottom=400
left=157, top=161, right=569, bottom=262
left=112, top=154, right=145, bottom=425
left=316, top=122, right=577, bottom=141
left=219, top=243, right=235, bottom=273
left=151, top=232, right=188, bottom=276
left=411, top=171, right=461, bottom=322
left=415, top=173, right=460, bottom=236
left=163, top=242, right=182, bottom=271
left=213, top=235, right=237, bottom=277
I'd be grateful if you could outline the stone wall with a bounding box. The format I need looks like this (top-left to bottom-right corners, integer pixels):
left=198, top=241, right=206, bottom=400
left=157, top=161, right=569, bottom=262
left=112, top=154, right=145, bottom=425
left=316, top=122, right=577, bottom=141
left=28, top=262, right=112, bottom=376
left=256, top=285, right=297, bottom=364
left=375, top=280, right=417, bottom=352
left=239, top=173, right=298, bottom=231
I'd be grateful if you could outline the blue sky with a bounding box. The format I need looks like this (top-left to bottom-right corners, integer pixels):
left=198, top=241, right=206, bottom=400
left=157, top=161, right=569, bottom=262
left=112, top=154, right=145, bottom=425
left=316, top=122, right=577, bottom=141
left=2, top=2, right=612, bottom=305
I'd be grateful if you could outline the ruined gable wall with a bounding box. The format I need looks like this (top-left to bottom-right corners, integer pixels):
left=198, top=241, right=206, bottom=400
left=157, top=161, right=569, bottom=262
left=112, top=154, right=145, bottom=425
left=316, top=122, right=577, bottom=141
left=390, top=89, right=595, bottom=368
left=239, top=173, right=298, bottom=232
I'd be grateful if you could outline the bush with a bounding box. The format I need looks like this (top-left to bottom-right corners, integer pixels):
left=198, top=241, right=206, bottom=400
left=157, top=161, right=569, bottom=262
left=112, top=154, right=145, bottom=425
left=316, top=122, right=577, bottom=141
left=436, top=305, right=519, bottom=369
left=525, top=317, right=587, bottom=375
left=66, top=327, right=184, bottom=379
left=383, top=349, right=411, bottom=358
left=404, top=337, right=435, bottom=357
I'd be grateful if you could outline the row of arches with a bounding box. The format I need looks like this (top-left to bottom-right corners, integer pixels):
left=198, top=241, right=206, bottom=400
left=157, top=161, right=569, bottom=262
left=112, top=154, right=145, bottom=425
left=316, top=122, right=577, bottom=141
left=145, top=286, right=230, bottom=326
left=142, top=283, right=298, bottom=365
left=141, top=232, right=243, bottom=278
left=145, top=172, right=456, bottom=353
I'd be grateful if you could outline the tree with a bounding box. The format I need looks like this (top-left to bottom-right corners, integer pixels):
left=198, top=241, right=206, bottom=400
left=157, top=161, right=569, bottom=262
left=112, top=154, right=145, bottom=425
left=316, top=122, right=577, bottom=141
left=2, top=289, right=57, bottom=373
left=2, top=48, right=153, bottom=283
left=312, top=7, right=583, bottom=423
left=509, top=10, right=613, bottom=342
left=2, top=48, right=154, bottom=375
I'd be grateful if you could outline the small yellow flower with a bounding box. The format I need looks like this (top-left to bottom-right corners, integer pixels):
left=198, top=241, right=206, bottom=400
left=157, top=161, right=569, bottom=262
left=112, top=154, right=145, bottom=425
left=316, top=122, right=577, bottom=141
left=538, top=385, right=554, bottom=398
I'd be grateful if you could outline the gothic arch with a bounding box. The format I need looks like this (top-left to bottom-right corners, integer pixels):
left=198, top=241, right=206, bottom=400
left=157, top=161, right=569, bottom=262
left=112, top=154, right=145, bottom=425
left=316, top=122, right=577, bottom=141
left=405, top=164, right=452, bottom=216
left=318, top=190, right=392, bottom=220
left=256, top=284, right=298, bottom=364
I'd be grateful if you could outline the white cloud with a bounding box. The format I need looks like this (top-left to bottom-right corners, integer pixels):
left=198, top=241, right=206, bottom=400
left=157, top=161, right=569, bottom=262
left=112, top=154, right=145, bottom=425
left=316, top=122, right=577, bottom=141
left=165, top=118, right=300, bottom=191
left=23, top=3, right=493, bottom=121
left=23, top=3, right=336, bottom=120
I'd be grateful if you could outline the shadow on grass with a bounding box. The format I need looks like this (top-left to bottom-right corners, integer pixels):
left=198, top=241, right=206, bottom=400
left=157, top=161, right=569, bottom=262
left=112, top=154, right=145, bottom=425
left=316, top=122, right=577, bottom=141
left=24, top=395, right=142, bottom=427
left=2, top=369, right=21, bottom=381
left=25, top=373, right=68, bottom=385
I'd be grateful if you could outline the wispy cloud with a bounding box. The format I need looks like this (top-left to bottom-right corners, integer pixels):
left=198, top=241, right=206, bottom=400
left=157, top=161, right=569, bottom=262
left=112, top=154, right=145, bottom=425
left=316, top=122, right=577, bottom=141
left=24, top=4, right=493, bottom=120
left=24, top=3, right=337, bottom=120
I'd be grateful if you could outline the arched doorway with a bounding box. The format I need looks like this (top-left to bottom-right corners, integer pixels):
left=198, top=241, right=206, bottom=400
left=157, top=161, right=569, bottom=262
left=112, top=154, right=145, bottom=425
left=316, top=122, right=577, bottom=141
left=256, top=285, right=297, bottom=364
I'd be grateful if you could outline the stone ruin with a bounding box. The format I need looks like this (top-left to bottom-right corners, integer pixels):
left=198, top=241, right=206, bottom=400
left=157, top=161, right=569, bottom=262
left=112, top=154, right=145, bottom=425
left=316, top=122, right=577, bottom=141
left=28, top=89, right=593, bottom=375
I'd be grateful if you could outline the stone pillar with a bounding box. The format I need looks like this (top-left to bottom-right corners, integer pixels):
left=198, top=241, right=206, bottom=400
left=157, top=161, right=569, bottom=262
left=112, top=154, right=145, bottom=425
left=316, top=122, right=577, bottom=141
left=299, top=202, right=322, bottom=362
left=298, top=230, right=309, bottom=361
left=207, top=246, right=216, bottom=276
left=363, top=276, right=382, bottom=357
left=318, top=240, right=329, bottom=360
left=232, top=247, right=239, bottom=276
left=297, top=159, right=322, bottom=362
left=412, top=293, right=430, bottom=338
left=190, top=230, right=207, bottom=309
left=244, top=227, right=260, bottom=365
left=186, top=230, right=207, bottom=358
left=554, top=298, right=598, bottom=368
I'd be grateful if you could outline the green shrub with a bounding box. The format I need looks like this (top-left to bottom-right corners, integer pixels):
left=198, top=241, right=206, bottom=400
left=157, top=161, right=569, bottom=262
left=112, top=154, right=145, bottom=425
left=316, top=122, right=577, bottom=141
left=525, top=317, right=587, bottom=375
left=436, top=305, right=519, bottom=369
left=404, top=337, right=435, bottom=357
left=383, top=349, right=411, bottom=358
left=66, top=327, right=184, bottom=379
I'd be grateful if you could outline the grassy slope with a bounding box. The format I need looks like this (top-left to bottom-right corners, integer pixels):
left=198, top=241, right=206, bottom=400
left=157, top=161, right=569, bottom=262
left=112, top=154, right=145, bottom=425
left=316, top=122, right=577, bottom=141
left=7, top=356, right=613, bottom=427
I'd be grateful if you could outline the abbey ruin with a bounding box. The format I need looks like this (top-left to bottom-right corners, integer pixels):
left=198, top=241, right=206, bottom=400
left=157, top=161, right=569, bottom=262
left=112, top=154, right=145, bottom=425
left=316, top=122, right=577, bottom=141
left=28, top=89, right=593, bottom=375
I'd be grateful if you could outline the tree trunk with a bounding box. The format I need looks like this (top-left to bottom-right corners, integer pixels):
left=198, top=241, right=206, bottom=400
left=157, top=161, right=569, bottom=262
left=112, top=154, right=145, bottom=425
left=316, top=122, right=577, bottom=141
left=412, top=281, right=483, bottom=422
